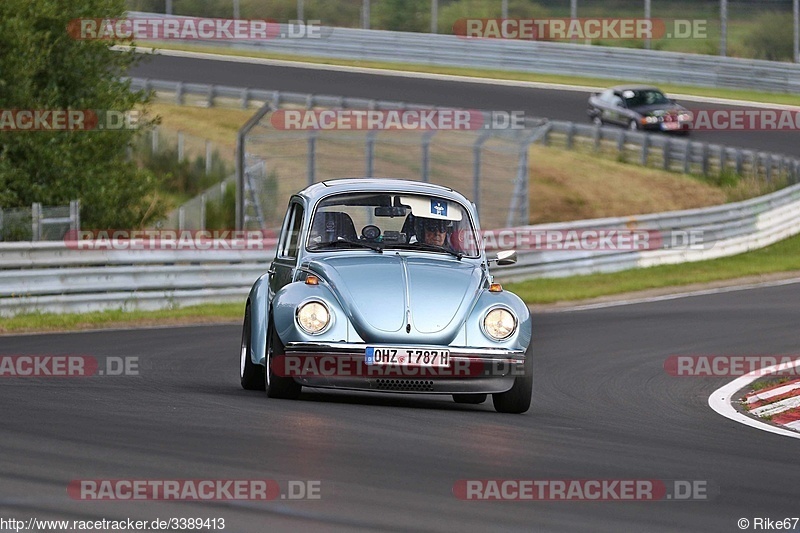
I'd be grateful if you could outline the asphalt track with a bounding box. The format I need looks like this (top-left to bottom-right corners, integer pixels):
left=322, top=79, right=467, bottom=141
left=2, top=283, right=800, bottom=532
left=131, top=53, right=800, bottom=158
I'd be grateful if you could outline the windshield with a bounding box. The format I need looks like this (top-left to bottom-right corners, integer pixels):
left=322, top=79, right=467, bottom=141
left=623, top=89, right=670, bottom=107
left=307, top=192, right=480, bottom=257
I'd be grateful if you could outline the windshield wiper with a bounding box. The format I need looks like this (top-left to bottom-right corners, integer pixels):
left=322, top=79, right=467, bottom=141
left=386, top=242, right=463, bottom=260
left=308, top=238, right=383, bottom=253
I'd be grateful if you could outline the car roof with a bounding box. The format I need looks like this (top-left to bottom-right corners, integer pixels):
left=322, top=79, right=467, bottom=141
left=608, top=85, right=663, bottom=93
left=296, top=178, right=471, bottom=205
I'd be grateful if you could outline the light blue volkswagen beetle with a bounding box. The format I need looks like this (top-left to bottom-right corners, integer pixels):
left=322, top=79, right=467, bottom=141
left=239, top=178, right=533, bottom=413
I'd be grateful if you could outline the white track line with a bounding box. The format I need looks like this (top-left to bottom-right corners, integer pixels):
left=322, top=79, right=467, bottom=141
left=540, top=276, right=800, bottom=313
left=709, top=358, right=800, bottom=440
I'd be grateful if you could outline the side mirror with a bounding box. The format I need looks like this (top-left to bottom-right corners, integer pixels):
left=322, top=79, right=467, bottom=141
left=495, top=250, right=517, bottom=266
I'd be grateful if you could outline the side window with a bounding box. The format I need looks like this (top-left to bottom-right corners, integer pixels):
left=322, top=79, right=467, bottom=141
left=278, top=203, right=304, bottom=259
left=611, top=95, right=624, bottom=107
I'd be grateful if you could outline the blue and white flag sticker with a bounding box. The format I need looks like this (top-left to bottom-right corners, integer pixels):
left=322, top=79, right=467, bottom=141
left=365, top=346, right=375, bottom=365
left=430, top=199, right=447, bottom=217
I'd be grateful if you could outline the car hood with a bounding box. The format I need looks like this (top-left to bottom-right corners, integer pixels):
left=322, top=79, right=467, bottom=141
left=307, top=254, right=485, bottom=344
left=629, top=103, right=687, bottom=115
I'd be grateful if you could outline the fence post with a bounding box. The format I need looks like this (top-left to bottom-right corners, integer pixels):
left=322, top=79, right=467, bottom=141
left=205, top=140, right=213, bottom=175
left=207, top=84, right=216, bottom=107
left=765, top=154, right=772, bottom=184
left=421, top=130, right=436, bottom=183
left=506, top=125, right=550, bottom=228
left=69, top=200, right=80, bottom=234
left=307, top=130, right=317, bottom=185
left=0, top=208, right=4, bottom=241
left=200, top=194, right=207, bottom=231
left=719, top=146, right=727, bottom=174
left=151, top=127, right=159, bottom=154
left=566, top=122, right=576, bottom=150
left=178, top=131, right=185, bottom=162
left=472, top=131, right=491, bottom=217
left=241, top=88, right=249, bottom=109
left=662, top=139, right=671, bottom=170
left=365, top=129, right=377, bottom=178
left=735, top=149, right=743, bottom=176
left=592, top=123, right=601, bottom=151
left=175, top=82, right=184, bottom=105
left=31, top=202, right=42, bottom=242
left=616, top=130, right=626, bottom=154
left=701, top=143, right=709, bottom=177
left=178, top=206, right=185, bottom=231
left=640, top=134, right=650, bottom=166
left=682, top=142, right=692, bottom=174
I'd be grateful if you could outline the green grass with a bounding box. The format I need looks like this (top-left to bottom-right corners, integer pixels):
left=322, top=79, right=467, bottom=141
left=505, top=231, right=800, bottom=304
left=143, top=43, right=800, bottom=107
left=0, top=302, right=242, bottom=334
left=748, top=377, right=791, bottom=394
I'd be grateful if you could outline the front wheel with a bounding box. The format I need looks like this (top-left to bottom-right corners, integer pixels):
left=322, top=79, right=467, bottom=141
left=265, top=318, right=302, bottom=399
left=240, top=304, right=265, bottom=390
left=492, top=339, right=533, bottom=414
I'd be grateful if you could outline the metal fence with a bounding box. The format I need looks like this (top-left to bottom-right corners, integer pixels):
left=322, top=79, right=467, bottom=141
left=0, top=201, right=80, bottom=242
left=5, top=177, right=800, bottom=315
left=127, top=79, right=800, bottom=233
left=129, top=11, right=800, bottom=93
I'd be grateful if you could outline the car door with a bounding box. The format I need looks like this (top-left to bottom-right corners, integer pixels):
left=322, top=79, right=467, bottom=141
left=269, top=199, right=305, bottom=299
left=608, top=93, right=627, bottom=125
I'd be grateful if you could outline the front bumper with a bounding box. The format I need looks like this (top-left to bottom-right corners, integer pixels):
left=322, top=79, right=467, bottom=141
left=274, top=342, right=527, bottom=394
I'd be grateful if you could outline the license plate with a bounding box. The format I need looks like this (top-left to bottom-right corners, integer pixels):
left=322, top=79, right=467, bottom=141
left=661, top=122, right=681, bottom=130
left=365, top=347, right=450, bottom=367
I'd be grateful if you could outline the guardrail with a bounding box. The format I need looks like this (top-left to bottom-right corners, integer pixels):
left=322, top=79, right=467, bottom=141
left=0, top=244, right=273, bottom=316
left=4, top=179, right=800, bottom=315
left=131, top=77, right=800, bottom=188
left=128, top=11, right=800, bottom=94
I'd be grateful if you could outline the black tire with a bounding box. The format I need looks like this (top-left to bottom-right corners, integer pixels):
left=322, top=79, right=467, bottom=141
left=240, top=304, right=265, bottom=390
left=265, top=317, right=302, bottom=399
left=453, top=393, right=487, bottom=404
left=492, top=337, right=533, bottom=414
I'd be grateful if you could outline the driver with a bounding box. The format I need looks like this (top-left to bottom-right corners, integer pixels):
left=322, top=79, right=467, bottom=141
left=415, top=217, right=453, bottom=249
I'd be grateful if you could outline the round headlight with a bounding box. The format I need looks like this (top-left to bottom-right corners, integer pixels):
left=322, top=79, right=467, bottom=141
left=296, top=301, right=330, bottom=334
left=483, top=308, right=516, bottom=340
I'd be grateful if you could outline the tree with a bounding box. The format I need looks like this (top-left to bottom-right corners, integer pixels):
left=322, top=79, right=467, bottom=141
left=0, top=0, right=165, bottom=229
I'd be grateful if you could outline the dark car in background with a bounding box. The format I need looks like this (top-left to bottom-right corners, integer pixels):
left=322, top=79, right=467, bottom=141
left=587, top=85, right=693, bottom=135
